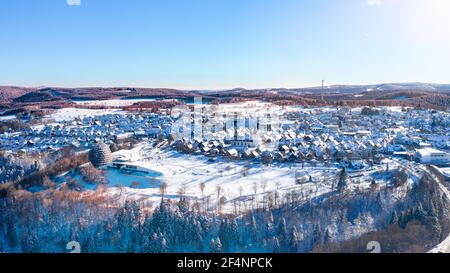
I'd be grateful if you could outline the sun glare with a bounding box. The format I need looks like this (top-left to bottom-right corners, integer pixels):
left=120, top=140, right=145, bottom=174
left=406, top=0, right=450, bottom=41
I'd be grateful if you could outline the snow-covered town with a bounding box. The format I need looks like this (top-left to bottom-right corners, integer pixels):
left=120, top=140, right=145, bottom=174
left=2, top=102, right=449, bottom=165
left=1, top=101, right=449, bottom=208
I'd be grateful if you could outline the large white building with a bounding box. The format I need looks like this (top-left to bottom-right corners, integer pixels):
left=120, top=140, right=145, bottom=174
left=416, top=148, right=450, bottom=165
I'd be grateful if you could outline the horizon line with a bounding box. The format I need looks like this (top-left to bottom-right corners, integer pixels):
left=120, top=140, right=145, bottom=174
left=1, top=81, right=449, bottom=92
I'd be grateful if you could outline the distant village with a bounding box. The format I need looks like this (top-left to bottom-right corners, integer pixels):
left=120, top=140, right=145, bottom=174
left=1, top=104, right=449, bottom=181
left=1, top=105, right=449, bottom=164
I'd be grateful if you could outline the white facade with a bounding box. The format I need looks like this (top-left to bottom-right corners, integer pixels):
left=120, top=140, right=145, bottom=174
left=416, top=148, right=450, bottom=165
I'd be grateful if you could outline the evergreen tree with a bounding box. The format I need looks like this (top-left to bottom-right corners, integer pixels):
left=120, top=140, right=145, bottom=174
left=249, top=216, right=258, bottom=244
left=218, top=219, right=231, bottom=252
left=311, top=224, right=322, bottom=249
left=398, top=211, right=406, bottom=228
left=21, top=227, right=40, bottom=253
left=142, top=215, right=154, bottom=240
left=272, top=237, right=281, bottom=253
left=265, top=212, right=274, bottom=239
left=390, top=211, right=399, bottom=225
left=83, top=233, right=99, bottom=253
left=429, top=199, right=438, bottom=218
left=6, top=216, right=17, bottom=250
left=415, top=203, right=427, bottom=222
left=142, top=233, right=159, bottom=253
left=129, top=201, right=142, bottom=252
left=160, top=235, right=170, bottom=253
left=289, top=226, right=300, bottom=253
left=191, top=219, right=204, bottom=252
left=277, top=217, right=288, bottom=247
left=337, top=167, right=347, bottom=193
left=210, top=238, right=223, bottom=253
left=268, top=211, right=274, bottom=224
left=229, top=218, right=240, bottom=249
left=218, top=218, right=239, bottom=252
left=178, top=198, right=189, bottom=215
left=151, top=200, right=174, bottom=245
left=427, top=202, right=442, bottom=241
left=323, top=228, right=332, bottom=245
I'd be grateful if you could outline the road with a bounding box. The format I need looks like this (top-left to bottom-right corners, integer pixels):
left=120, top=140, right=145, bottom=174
left=428, top=168, right=450, bottom=253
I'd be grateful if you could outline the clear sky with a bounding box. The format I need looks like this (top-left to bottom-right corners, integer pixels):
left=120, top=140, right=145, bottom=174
left=1, top=0, right=449, bottom=89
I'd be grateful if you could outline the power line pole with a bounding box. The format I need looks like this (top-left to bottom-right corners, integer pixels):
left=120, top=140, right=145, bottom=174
left=321, top=80, right=325, bottom=101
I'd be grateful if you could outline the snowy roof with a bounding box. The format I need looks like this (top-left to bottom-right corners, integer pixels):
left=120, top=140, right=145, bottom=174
left=416, top=147, right=448, bottom=157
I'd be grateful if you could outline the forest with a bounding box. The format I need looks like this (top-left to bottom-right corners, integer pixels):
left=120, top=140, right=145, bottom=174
left=0, top=168, right=448, bottom=253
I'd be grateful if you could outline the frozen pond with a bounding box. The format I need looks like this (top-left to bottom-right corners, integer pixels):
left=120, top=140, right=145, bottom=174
left=103, top=168, right=163, bottom=189
left=56, top=167, right=163, bottom=191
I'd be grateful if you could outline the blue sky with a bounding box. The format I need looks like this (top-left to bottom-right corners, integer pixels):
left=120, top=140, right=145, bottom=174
left=1, top=0, right=449, bottom=89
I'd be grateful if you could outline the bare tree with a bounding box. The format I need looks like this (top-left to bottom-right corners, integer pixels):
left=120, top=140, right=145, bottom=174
left=159, top=182, right=168, bottom=200
left=200, top=182, right=206, bottom=212
left=262, top=181, right=268, bottom=194
left=261, top=181, right=268, bottom=209
left=275, top=182, right=281, bottom=207
left=178, top=185, right=186, bottom=199
left=216, top=185, right=222, bottom=203
left=218, top=196, right=227, bottom=214
left=238, top=186, right=244, bottom=214
left=200, top=182, right=206, bottom=198
left=253, top=182, right=258, bottom=209
left=206, top=195, right=211, bottom=212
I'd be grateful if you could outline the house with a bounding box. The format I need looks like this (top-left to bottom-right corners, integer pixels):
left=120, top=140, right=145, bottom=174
left=273, top=151, right=285, bottom=162
left=226, top=149, right=239, bottom=159
left=280, top=145, right=290, bottom=153
left=200, top=145, right=211, bottom=154
left=251, top=150, right=260, bottom=159
left=148, top=126, right=163, bottom=138
left=286, top=152, right=300, bottom=162
left=349, top=160, right=365, bottom=170
left=241, top=149, right=253, bottom=159
left=230, top=139, right=255, bottom=151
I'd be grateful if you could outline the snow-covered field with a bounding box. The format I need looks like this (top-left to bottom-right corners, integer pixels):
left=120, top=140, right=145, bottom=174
left=85, top=144, right=412, bottom=213
left=99, top=144, right=340, bottom=212
left=44, top=108, right=125, bottom=122
left=72, top=98, right=158, bottom=107
left=0, top=115, right=16, bottom=121
left=77, top=143, right=419, bottom=213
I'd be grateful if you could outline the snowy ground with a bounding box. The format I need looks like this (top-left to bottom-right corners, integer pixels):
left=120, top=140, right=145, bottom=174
left=72, top=98, right=158, bottom=107
left=44, top=108, right=125, bottom=122
left=93, top=144, right=341, bottom=212
left=0, top=115, right=16, bottom=121
left=74, top=144, right=415, bottom=213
